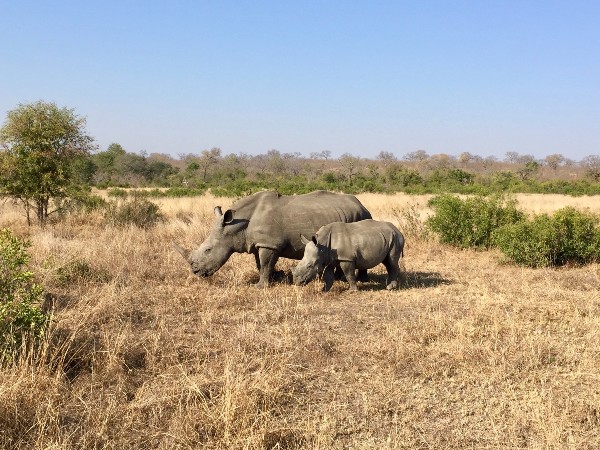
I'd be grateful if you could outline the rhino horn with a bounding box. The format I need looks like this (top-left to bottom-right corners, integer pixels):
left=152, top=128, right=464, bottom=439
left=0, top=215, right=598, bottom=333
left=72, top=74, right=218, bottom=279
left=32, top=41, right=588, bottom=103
left=172, top=241, right=190, bottom=260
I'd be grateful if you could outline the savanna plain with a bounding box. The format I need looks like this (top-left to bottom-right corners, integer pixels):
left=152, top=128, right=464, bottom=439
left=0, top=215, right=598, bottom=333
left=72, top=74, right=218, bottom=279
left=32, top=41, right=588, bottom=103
left=1, top=192, right=599, bottom=449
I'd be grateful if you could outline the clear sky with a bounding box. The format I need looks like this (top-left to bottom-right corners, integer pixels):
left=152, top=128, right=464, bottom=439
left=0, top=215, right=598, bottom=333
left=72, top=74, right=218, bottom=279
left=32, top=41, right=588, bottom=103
left=1, top=1, right=599, bottom=161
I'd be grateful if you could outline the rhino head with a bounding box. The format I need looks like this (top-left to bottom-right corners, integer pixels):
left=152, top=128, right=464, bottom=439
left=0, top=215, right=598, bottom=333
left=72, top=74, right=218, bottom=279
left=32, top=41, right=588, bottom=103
left=173, top=206, right=247, bottom=277
left=292, top=234, right=330, bottom=286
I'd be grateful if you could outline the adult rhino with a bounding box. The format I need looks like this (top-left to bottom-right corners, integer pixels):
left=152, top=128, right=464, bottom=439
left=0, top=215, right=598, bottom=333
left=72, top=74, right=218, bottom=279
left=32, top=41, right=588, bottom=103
left=173, top=190, right=372, bottom=287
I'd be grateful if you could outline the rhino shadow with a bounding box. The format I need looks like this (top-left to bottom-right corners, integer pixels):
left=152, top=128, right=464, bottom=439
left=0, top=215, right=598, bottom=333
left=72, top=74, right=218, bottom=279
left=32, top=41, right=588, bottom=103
left=358, top=271, right=453, bottom=291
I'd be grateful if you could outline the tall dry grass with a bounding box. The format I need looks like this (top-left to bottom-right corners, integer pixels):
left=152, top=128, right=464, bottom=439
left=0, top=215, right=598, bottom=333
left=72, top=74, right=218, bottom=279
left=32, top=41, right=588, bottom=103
left=0, top=192, right=599, bottom=449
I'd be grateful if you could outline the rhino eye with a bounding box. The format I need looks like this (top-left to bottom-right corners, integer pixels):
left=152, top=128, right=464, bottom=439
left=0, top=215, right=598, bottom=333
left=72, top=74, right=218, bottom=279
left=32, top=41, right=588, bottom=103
left=204, top=248, right=212, bottom=254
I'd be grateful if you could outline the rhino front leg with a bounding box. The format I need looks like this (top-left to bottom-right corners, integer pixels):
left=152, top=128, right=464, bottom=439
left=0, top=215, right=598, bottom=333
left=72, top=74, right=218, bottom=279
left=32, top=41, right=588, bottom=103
left=339, top=261, right=358, bottom=291
left=254, top=252, right=261, bottom=271
left=255, top=247, right=279, bottom=288
left=322, top=265, right=335, bottom=292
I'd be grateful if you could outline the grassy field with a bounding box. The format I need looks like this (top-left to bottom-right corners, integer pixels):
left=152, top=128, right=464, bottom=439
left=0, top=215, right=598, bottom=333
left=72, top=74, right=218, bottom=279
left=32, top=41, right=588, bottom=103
left=1, top=193, right=599, bottom=449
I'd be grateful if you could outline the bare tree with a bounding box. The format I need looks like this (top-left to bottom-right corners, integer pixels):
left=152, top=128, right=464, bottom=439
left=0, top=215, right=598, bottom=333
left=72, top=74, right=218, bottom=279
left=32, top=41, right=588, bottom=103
left=197, top=147, right=221, bottom=181
left=403, top=150, right=429, bottom=162
left=283, top=152, right=304, bottom=176
left=458, top=152, right=473, bottom=166
left=266, top=149, right=285, bottom=175
left=581, top=155, right=600, bottom=181
left=376, top=151, right=398, bottom=167
left=428, top=153, right=455, bottom=170
left=544, top=153, right=565, bottom=171
left=338, top=153, right=361, bottom=184
left=309, top=150, right=332, bottom=160
left=504, top=152, right=520, bottom=164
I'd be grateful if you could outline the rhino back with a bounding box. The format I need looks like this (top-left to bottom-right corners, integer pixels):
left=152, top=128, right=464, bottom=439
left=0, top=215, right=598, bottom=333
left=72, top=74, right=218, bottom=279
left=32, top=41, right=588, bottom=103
left=246, top=191, right=372, bottom=258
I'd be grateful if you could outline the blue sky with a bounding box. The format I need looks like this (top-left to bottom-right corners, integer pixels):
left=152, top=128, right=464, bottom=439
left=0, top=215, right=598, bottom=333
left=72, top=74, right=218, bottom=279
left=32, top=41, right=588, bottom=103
left=1, top=1, right=599, bottom=161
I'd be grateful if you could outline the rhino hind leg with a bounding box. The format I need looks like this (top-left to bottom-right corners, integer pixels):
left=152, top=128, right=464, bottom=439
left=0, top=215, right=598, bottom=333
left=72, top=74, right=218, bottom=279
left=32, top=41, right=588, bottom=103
left=333, top=265, right=346, bottom=281
left=382, top=253, right=400, bottom=290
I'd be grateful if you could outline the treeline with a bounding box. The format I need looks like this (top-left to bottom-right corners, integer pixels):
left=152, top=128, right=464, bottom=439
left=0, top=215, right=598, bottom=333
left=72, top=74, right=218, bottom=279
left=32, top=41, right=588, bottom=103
left=90, top=144, right=600, bottom=197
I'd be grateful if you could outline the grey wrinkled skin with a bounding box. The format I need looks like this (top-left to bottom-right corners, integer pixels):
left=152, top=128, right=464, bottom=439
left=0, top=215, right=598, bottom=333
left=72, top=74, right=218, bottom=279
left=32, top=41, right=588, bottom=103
left=292, top=219, right=404, bottom=292
left=173, top=190, right=372, bottom=287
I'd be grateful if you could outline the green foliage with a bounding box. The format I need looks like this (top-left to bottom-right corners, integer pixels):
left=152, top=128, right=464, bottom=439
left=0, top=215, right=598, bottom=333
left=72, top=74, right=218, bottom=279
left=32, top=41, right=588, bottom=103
left=0, top=101, right=96, bottom=226
left=0, top=229, right=47, bottom=359
left=103, top=197, right=164, bottom=229
left=493, top=208, right=600, bottom=267
left=107, top=187, right=128, bottom=198
left=426, top=194, right=525, bottom=249
left=53, top=190, right=106, bottom=219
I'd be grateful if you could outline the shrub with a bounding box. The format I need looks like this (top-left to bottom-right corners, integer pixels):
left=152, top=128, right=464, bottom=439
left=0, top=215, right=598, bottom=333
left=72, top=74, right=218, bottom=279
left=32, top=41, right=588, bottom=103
left=107, top=188, right=128, bottom=198
left=0, top=229, right=47, bottom=359
left=426, top=194, right=525, bottom=249
left=493, top=208, right=600, bottom=267
left=392, top=203, right=431, bottom=241
left=54, top=259, right=111, bottom=287
left=53, top=191, right=107, bottom=217
left=104, top=197, right=164, bottom=229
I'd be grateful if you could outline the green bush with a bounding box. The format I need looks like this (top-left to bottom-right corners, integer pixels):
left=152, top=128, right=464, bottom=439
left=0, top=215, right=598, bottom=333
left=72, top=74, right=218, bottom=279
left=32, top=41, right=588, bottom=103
left=426, top=194, right=525, bottom=249
left=107, top=188, right=128, bottom=198
left=104, top=198, right=164, bottom=229
left=0, top=229, right=47, bottom=359
left=493, top=208, right=600, bottom=267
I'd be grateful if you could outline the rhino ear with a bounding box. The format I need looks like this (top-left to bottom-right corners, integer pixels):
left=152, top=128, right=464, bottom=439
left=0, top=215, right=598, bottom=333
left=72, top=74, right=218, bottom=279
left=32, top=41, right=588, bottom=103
left=214, top=206, right=223, bottom=217
left=300, top=234, right=311, bottom=245
left=223, top=209, right=235, bottom=224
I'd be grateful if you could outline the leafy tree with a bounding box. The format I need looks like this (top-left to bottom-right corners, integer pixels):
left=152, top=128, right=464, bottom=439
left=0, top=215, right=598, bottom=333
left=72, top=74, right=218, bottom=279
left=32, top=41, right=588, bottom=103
left=516, top=160, right=540, bottom=181
left=0, top=101, right=95, bottom=225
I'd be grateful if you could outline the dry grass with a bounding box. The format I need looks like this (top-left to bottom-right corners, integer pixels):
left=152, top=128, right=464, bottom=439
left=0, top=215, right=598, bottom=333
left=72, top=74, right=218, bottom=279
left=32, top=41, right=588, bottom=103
left=1, top=193, right=599, bottom=449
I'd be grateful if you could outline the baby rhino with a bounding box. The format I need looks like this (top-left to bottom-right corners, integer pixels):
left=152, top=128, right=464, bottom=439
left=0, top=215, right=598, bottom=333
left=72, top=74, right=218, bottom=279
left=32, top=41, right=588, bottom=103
left=292, top=219, right=404, bottom=292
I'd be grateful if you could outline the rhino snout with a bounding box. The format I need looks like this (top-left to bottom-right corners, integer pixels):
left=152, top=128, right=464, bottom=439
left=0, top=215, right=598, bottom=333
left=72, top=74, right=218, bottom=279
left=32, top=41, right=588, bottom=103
left=292, top=267, right=313, bottom=286
left=191, top=264, right=217, bottom=277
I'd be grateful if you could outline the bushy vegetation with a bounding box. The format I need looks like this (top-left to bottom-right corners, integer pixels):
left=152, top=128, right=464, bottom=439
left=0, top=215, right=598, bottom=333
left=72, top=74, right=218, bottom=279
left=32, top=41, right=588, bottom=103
left=493, top=208, right=600, bottom=267
left=54, top=259, right=111, bottom=287
left=103, top=197, right=164, bottom=229
left=426, top=194, right=525, bottom=249
left=84, top=142, right=600, bottom=198
left=0, top=229, right=47, bottom=360
left=425, top=195, right=600, bottom=268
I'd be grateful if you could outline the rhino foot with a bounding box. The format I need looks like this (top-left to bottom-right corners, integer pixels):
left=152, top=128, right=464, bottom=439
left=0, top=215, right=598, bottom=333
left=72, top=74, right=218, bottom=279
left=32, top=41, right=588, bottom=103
left=357, top=270, right=370, bottom=282
left=270, top=270, right=288, bottom=283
